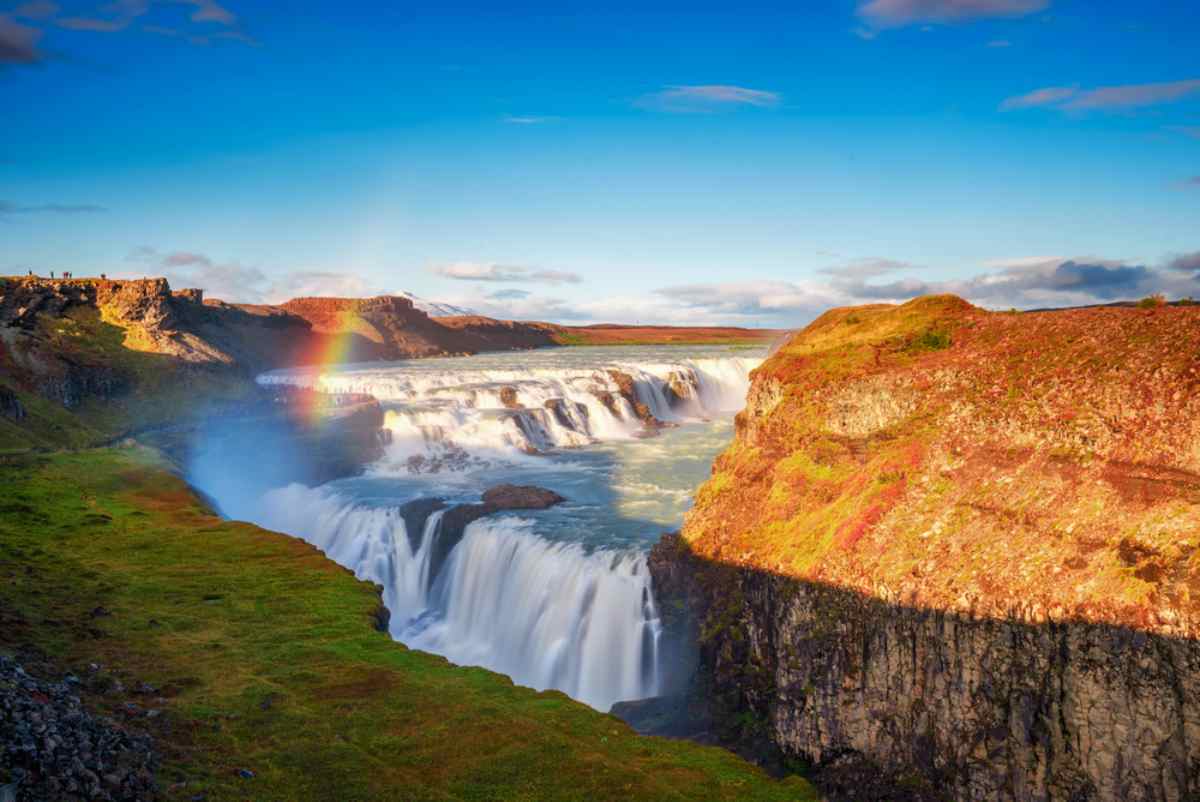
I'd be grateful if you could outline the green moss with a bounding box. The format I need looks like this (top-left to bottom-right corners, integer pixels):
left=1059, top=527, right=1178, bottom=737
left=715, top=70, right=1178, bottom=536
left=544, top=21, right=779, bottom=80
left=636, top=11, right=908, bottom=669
left=908, top=329, right=951, bottom=352
left=0, top=449, right=817, bottom=802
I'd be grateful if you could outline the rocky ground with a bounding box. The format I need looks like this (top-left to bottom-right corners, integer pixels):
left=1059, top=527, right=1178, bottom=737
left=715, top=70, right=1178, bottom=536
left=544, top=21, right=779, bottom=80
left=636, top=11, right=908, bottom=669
left=0, top=654, right=158, bottom=801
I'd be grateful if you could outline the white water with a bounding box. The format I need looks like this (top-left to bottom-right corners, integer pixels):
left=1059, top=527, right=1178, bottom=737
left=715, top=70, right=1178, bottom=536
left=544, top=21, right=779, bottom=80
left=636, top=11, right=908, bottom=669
left=258, top=349, right=760, bottom=472
left=224, top=346, right=763, bottom=711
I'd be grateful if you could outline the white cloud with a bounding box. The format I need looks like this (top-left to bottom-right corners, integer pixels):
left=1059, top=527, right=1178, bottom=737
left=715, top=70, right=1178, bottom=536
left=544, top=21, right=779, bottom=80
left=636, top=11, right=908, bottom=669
left=636, top=85, right=781, bottom=113
left=503, top=115, right=560, bottom=125
left=1002, top=79, right=1200, bottom=112
left=433, top=262, right=582, bottom=284
left=858, top=0, right=1048, bottom=29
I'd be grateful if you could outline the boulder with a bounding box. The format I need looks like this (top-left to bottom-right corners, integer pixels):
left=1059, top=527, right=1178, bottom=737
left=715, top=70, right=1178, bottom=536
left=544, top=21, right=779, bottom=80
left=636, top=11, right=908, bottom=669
left=426, top=485, right=566, bottom=582
left=482, top=484, right=565, bottom=510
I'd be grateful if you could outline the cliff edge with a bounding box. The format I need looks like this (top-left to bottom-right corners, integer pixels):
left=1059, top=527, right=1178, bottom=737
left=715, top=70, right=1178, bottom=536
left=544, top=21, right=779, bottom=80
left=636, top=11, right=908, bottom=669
left=654, top=295, right=1200, bottom=801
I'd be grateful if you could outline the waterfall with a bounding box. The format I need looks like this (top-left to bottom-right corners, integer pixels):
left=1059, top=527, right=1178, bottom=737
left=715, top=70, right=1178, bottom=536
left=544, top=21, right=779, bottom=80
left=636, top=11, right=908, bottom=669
left=230, top=347, right=764, bottom=712
left=413, top=518, right=660, bottom=710
left=258, top=352, right=761, bottom=472
left=253, top=485, right=660, bottom=711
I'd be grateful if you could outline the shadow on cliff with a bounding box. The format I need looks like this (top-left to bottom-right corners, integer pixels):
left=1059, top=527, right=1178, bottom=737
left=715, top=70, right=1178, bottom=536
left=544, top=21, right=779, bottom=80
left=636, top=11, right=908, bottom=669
left=642, top=534, right=1200, bottom=802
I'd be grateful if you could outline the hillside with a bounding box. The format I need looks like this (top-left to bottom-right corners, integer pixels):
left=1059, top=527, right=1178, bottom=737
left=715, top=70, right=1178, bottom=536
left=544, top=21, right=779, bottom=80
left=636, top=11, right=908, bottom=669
left=653, top=295, right=1200, bottom=801
left=551, top=324, right=781, bottom=347
left=280, top=297, right=562, bottom=359
left=0, top=448, right=816, bottom=801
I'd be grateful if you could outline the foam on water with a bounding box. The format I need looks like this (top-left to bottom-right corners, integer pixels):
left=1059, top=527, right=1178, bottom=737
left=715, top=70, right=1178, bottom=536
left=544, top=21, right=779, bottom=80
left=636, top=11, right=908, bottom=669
left=258, top=346, right=760, bottom=472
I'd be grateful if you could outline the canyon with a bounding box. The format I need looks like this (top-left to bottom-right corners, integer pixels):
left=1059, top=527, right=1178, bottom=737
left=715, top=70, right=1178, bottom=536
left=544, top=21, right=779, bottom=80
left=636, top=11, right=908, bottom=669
left=4, top=273, right=1200, bottom=802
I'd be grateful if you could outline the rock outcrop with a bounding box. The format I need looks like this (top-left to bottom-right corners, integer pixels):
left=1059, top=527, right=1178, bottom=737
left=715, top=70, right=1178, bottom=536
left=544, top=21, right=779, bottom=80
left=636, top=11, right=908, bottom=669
left=424, top=485, right=566, bottom=584
left=652, top=295, right=1200, bottom=802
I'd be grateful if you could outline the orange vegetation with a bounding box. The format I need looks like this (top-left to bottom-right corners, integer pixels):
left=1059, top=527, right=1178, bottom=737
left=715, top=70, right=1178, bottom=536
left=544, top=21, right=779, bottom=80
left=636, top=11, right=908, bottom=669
left=682, top=295, right=1200, bottom=635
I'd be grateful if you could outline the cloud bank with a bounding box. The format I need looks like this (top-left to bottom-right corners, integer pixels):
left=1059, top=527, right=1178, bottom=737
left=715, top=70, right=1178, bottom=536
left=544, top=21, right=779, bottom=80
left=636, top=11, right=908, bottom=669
left=112, top=248, right=1200, bottom=329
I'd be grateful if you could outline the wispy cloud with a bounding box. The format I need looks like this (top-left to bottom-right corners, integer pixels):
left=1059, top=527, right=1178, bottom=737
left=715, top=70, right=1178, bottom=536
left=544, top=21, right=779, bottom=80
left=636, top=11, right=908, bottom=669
left=987, top=39, right=1012, bottom=48
left=636, top=84, right=781, bottom=113
left=13, top=1, right=59, bottom=20
left=0, top=200, right=107, bottom=214
left=53, top=0, right=147, bottom=34
left=819, top=258, right=912, bottom=279
left=0, top=15, right=42, bottom=63
left=57, top=16, right=127, bottom=31
left=127, top=247, right=373, bottom=303
left=1167, top=252, right=1200, bottom=273
left=1168, top=126, right=1200, bottom=140
left=1002, top=79, right=1200, bottom=112
left=184, top=0, right=235, bottom=25
left=503, top=115, right=559, bottom=125
left=8, top=0, right=251, bottom=61
left=857, top=0, right=1047, bottom=29
left=434, top=262, right=583, bottom=285
left=999, top=86, right=1077, bottom=110
left=127, top=246, right=267, bottom=300
left=487, top=289, right=531, bottom=300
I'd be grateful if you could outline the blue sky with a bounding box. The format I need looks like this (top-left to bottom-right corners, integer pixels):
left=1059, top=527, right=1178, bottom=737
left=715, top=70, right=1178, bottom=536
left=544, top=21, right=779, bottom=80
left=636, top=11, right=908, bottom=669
left=2, top=0, right=1198, bottom=325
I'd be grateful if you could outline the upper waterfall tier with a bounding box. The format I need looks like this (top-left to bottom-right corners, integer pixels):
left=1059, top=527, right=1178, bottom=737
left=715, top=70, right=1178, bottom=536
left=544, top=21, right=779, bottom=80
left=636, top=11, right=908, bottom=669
left=258, top=346, right=763, bottom=472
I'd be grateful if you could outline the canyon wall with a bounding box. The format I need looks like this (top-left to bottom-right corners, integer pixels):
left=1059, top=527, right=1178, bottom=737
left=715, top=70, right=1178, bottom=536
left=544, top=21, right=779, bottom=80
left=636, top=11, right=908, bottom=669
left=653, top=295, right=1200, bottom=801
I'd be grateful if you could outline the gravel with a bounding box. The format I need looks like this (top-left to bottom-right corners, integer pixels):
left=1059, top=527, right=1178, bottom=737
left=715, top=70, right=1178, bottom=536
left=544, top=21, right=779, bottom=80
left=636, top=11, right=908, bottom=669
left=0, top=654, right=158, bottom=801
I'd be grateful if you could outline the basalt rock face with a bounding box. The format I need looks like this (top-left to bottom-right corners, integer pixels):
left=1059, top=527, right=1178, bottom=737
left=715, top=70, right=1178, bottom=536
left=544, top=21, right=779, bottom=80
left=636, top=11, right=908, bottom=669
left=654, top=295, right=1200, bottom=802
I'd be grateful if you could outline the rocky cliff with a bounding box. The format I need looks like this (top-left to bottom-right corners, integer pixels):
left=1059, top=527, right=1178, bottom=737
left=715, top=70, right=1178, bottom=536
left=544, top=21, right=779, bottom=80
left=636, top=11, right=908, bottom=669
left=652, top=295, right=1200, bottom=801
left=280, top=297, right=562, bottom=361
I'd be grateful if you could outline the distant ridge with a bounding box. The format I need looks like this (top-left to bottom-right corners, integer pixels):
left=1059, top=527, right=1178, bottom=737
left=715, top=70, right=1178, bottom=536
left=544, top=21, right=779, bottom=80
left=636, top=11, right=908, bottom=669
left=395, top=291, right=476, bottom=318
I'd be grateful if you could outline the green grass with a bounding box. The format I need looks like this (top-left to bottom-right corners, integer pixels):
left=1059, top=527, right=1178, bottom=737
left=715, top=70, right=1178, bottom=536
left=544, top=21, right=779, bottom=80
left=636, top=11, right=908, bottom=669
left=0, top=448, right=817, bottom=802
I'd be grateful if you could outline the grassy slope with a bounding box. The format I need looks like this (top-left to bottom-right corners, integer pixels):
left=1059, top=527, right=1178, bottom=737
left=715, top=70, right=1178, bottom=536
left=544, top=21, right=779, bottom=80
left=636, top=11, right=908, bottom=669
left=0, top=448, right=816, bottom=801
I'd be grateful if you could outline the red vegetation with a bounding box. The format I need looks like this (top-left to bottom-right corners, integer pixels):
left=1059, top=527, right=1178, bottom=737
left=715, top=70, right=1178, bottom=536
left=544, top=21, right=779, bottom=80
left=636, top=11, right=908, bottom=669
left=683, top=295, right=1200, bottom=634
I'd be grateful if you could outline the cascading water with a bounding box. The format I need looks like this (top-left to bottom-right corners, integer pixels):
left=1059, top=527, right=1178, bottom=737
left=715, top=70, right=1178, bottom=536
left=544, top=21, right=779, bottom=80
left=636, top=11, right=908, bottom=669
left=208, top=346, right=762, bottom=712
left=417, top=518, right=660, bottom=709
left=258, top=348, right=761, bottom=472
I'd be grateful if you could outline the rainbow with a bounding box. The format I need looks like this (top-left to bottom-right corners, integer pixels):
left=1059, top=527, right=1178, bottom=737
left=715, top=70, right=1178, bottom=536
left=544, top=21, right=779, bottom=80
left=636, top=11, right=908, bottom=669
left=292, top=307, right=362, bottom=427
